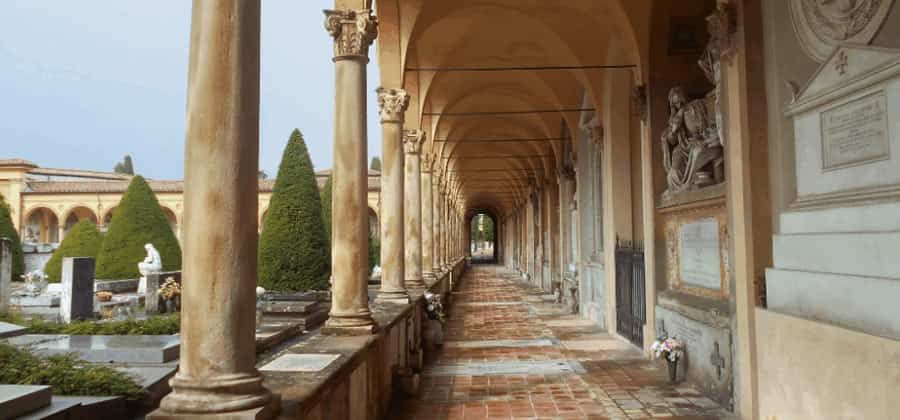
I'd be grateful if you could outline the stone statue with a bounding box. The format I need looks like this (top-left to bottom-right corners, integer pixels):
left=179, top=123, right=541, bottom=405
left=661, top=87, right=723, bottom=196
left=138, top=243, right=162, bottom=293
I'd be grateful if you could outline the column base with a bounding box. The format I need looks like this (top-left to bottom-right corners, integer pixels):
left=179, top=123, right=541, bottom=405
left=320, top=323, right=378, bottom=336
left=149, top=374, right=279, bottom=420
left=149, top=395, right=280, bottom=420
left=405, top=277, right=426, bottom=289
left=375, top=291, right=410, bottom=305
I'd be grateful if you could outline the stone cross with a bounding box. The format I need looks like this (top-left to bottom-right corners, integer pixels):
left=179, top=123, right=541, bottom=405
left=0, top=238, right=11, bottom=313
left=60, top=257, right=95, bottom=323
left=710, top=341, right=726, bottom=379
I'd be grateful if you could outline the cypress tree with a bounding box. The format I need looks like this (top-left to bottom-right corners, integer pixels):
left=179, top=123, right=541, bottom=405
left=369, top=157, right=382, bottom=172
left=95, top=176, right=181, bottom=279
left=0, top=194, right=25, bottom=279
left=44, top=220, right=103, bottom=282
left=258, top=129, right=330, bottom=291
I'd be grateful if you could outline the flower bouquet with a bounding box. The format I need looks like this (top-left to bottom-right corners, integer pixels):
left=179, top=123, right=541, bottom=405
left=158, top=278, right=181, bottom=312
left=95, top=291, right=113, bottom=302
left=651, top=336, right=684, bottom=383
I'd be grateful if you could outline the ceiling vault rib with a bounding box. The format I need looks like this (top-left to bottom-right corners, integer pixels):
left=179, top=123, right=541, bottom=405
left=405, top=64, right=636, bottom=72
left=423, top=108, right=594, bottom=117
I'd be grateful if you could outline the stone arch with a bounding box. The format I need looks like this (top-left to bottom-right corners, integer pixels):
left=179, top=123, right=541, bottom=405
left=101, top=206, right=118, bottom=231
left=62, top=206, right=99, bottom=234
left=160, top=206, right=178, bottom=234
left=23, top=206, right=61, bottom=243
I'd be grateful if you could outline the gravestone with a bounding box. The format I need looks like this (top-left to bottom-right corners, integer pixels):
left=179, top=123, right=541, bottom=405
left=0, top=385, right=52, bottom=419
left=0, top=238, right=11, bottom=313
left=60, top=257, right=95, bottom=323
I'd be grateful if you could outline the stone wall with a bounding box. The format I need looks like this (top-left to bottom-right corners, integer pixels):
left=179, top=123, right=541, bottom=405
left=267, top=259, right=463, bottom=420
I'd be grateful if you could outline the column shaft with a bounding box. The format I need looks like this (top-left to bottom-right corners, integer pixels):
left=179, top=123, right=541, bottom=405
left=374, top=87, right=410, bottom=304
left=432, top=176, right=443, bottom=274
left=421, top=158, right=435, bottom=281
left=322, top=9, right=378, bottom=334
left=153, top=1, right=276, bottom=417
left=403, top=130, right=426, bottom=289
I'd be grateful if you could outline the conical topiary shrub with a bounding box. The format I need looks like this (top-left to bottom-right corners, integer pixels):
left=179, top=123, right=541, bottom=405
left=44, top=220, right=103, bottom=282
left=258, top=129, right=330, bottom=291
left=95, top=176, right=181, bottom=279
left=0, top=194, right=25, bottom=279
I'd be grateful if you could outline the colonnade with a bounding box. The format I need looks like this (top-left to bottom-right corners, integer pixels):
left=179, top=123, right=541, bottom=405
left=150, top=3, right=465, bottom=417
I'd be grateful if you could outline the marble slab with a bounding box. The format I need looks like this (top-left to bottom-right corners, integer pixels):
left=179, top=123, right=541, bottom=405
left=10, top=294, right=60, bottom=307
left=424, top=360, right=586, bottom=377
left=259, top=353, right=340, bottom=372
left=0, top=385, right=51, bottom=419
left=0, top=321, right=26, bottom=339
left=678, top=218, right=721, bottom=290
left=4, top=334, right=180, bottom=364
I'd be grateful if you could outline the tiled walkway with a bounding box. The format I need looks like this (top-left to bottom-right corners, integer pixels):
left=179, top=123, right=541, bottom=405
left=388, top=265, right=732, bottom=420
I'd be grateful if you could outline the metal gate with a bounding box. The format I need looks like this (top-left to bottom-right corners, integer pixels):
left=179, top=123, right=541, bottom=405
left=615, top=238, right=646, bottom=347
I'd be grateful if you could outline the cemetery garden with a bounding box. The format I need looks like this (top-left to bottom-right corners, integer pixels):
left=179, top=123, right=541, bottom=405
left=0, top=131, right=333, bottom=418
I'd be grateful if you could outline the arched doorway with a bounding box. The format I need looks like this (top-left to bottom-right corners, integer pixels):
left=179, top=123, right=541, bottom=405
left=468, top=211, right=497, bottom=264
left=23, top=207, right=60, bottom=244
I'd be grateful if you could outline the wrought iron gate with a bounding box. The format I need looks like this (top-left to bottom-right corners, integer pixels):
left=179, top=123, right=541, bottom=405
left=615, top=238, right=646, bottom=347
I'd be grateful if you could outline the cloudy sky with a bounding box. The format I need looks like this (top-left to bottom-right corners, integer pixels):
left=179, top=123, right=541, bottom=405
left=0, top=1, right=382, bottom=180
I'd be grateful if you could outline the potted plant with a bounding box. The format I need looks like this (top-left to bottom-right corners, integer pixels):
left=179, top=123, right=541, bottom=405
left=651, top=336, right=684, bottom=383
left=422, top=292, right=446, bottom=349
left=158, top=278, right=181, bottom=313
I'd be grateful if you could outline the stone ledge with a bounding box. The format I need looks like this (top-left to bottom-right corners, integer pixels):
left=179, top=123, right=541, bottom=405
left=262, top=259, right=462, bottom=420
left=657, top=290, right=731, bottom=329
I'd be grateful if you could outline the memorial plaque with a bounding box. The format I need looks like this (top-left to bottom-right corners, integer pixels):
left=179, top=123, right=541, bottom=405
left=821, top=91, right=890, bottom=171
left=678, top=218, right=721, bottom=291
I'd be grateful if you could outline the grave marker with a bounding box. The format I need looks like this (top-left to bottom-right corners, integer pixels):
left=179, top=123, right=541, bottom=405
left=60, top=257, right=95, bottom=323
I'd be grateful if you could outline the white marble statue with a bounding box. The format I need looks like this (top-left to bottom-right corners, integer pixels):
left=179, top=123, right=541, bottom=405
left=138, top=243, right=162, bottom=293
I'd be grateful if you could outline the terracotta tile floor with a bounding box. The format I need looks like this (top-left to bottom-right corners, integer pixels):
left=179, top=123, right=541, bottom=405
left=388, top=265, right=733, bottom=420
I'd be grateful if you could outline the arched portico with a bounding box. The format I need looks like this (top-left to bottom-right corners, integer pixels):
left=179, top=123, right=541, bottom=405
left=62, top=205, right=99, bottom=235
left=23, top=206, right=60, bottom=243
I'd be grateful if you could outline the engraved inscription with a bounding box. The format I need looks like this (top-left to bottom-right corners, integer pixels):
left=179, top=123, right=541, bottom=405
left=821, top=92, right=890, bottom=171
left=679, top=218, right=722, bottom=291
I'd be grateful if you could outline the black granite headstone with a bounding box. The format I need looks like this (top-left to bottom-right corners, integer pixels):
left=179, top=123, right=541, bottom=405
left=60, top=257, right=95, bottom=323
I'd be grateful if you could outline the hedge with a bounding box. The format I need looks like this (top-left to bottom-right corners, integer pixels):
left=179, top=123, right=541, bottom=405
left=95, top=176, right=181, bottom=279
left=0, top=194, right=25, bottom=279
left=258, top=129, right=330, bottom=291
left=44, top=220, right=103, bottom=282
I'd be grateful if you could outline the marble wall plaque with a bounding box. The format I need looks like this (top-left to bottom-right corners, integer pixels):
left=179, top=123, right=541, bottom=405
left=678, top=218, right=721, bottom=290
left=821, top=91, right=890, bottom=171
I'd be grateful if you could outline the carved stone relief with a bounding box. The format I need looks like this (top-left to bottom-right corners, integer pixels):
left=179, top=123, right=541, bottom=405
left=789, top=0, right=896, bottom=62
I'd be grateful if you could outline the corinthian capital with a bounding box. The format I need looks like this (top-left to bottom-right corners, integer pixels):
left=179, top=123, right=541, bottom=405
left=581, top=118, right=604, bottom=147
left=376, top=87, right=410, bottom=123
left=403, top=129, right=425, bottom=155
left=324, top=9, right=378, bottom=61
left=422, top=154, right=434, bottom=172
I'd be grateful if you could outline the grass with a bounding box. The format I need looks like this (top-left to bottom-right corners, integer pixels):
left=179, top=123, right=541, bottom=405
left=0, top=312, right=180, bottom=335
left=0, top=342, right=145, bottom=399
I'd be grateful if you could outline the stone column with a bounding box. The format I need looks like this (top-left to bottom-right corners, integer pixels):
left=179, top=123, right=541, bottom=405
left=151, top=2, right=277, bottom=417
left=321, top=9, right=379, bottom=334
left=441, top=191, right=450, bottom=270
left=421, top=156, right=435, bottom=283
left=432, top=173, right=443, bottom=275
left=374, top=87, right=410, bottom=304
left=403, top=130, right=426, bottom=289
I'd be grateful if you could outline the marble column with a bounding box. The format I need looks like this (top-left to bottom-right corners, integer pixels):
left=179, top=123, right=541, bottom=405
left=432, top=174, right=443, bottom=275
left=374, top=87, right=410, bottom=304
left=151, top=2, right=277, bottom=418
left=321, top=9, right=379, bottom=335
left=403, top=130, right=426, bottom=289
left=421, top=156, right=435, bottom=283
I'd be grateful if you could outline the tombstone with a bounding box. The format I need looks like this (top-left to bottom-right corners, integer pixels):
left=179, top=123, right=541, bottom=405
left=60, top=257, right=95, bottom=323
left=0, top=238, right=11, bottom=313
